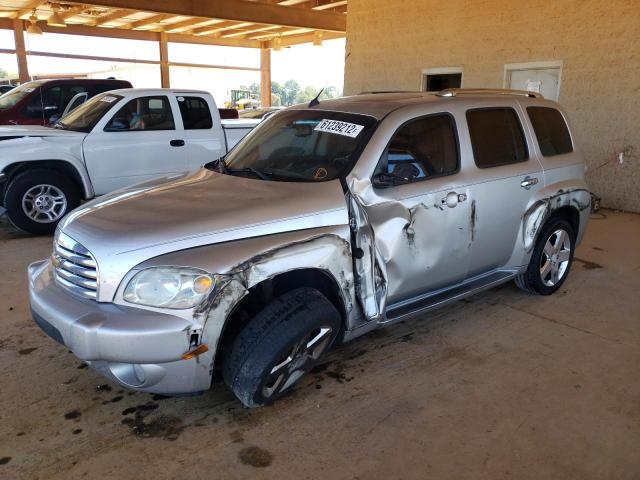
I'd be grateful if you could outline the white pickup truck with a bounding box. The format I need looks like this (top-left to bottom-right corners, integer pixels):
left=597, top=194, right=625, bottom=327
left=0, top=88, right=258, bottom=233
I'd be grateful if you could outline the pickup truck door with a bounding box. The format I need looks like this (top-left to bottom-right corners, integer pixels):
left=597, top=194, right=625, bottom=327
left=82, top=95, right=188, bottom=195
left=173, top=94, right=227, bottom=170
left=463, top=103, right=544, bottom=276
left=349, top=112, right=473, bottom=319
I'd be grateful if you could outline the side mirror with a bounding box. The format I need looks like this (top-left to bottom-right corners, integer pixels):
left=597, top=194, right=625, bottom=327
left=372, top=173, right=394, bottom=188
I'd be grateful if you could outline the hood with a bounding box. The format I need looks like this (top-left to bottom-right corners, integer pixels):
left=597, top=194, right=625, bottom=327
left=0, top=125, right=87, bottom=139
left=59, top=170, right=349, bottom=301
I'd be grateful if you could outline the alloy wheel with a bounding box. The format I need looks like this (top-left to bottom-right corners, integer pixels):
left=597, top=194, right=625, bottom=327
left=21, top=184, right=67, bottom=223
left=539, top=228, right=572, bottom=287
left=261, top=326, right=333, bottom=399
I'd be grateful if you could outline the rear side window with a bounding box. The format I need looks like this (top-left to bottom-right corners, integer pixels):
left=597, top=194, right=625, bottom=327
left=105, top=96, right=174, bottom=131
left=177, top=96, right=213, bottom=129
left=467, top=108, right=528, bottom=168
left=374, top=114, right=459, bottom=185
left=527, top=107, right=573, bottom=156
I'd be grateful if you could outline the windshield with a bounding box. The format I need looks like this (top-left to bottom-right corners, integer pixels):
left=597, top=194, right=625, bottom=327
left=223, top=110, right=377, bottom=182
left=0, top=81, right=42, bottom=110
left=55, top=93, right=123, bottom=133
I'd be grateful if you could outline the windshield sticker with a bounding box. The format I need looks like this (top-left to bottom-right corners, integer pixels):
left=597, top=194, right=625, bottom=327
left=23, top=88, right=35, bottom=93
left=100, top=95, right=118, bottom=103
left=314, top=119, right=364, bottom=138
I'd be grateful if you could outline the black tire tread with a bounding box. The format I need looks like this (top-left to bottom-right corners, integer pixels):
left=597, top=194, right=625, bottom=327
left=514, top=216, right=575, bottom=296
left=223, top=287, right=339, bottom=407
left=4, top=168, right=79, bottom=234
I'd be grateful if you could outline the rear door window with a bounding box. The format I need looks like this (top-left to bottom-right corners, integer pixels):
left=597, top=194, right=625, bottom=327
left=374, top=114, right=459, bottom=185
left=466, top=108, right=528, bottom=168
left=177, top=96, right=213, bottom=129
left=526, top=107, right=573, bottom=156
left=105, top=96, right=175, bottom=131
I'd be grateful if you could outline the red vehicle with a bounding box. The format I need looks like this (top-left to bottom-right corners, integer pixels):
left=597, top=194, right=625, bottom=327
left=0, top=78, right=132, bottom=126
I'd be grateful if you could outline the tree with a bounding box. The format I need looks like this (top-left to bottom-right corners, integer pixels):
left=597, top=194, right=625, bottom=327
left=0, top=68, right=7, bottom=80
left=320, top=85, right=338, bottom=99
left=295, top=86, right=319, bottom=104
left=248, top=83, right=260, bottom=96
left=282, top=79, right=300, bottom=106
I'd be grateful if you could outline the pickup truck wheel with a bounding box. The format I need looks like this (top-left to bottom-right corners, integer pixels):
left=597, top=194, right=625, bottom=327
left=4, top=169, right=80, bottom=234
left=515, top=217, right=575, bottom=295
left=223, top=287, right=341, bottom=408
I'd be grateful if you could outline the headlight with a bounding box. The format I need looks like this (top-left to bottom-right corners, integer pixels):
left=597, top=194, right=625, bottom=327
left=123, top=267, right=215, bottom=309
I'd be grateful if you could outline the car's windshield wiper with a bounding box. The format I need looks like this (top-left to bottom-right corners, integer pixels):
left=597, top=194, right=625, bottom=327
left=227, top=166, right=271, bottom=180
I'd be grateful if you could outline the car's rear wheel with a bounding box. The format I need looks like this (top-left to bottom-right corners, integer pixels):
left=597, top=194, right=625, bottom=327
left=223, top=287, right=341, bottom=408
left=4, top=169, right=80, bottom=234
left=515, top=217, right=576, bottom=295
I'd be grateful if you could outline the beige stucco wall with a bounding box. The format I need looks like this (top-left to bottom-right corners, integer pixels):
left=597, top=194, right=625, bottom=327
left=344, top=0, right=640, bottom=212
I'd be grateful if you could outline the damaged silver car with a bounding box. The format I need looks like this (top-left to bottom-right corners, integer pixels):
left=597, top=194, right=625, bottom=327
left=29, top=89, right=590, bottom=407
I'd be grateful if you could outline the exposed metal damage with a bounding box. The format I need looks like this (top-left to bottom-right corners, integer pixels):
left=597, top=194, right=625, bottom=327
left=522, top=188, right=591, bottom=251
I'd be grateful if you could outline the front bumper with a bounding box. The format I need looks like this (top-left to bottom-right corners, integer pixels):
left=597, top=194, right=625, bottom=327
left=28, top=260, right=214, bottom=394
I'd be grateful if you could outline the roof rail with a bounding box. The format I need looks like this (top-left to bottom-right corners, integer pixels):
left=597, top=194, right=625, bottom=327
left=436, top=88, right=544, bottom=99
left=358, top=90, right=419, bottom=95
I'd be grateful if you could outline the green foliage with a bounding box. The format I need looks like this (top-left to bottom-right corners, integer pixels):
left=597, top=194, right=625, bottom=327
left=245, top=79, right=341, bottom=106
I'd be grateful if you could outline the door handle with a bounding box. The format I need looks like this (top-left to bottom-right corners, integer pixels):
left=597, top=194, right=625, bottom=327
left=520, top=176, right=539, bottom=189
left=170, top=139, right=185, bottom=147
left=441, top=191, right=467, bottom=208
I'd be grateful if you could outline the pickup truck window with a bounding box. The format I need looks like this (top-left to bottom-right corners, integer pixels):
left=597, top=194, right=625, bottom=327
left=55, top=93, right=124, bottom=133
left=467, top=108, right=528, bottom=168
left=0, top=81, right=43, bottom=110
left=177, top=96, right=213, bottom=129
left=222, top=110, right=377, bottom=182
left=105, top=96, right=175, bottom=132
left=526, top=107, right=573, bottom=156
left=373, top=114, right=459, bottom=186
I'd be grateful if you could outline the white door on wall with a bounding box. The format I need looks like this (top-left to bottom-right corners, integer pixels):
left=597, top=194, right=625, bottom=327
left=505, top=62, right=562, bottom=100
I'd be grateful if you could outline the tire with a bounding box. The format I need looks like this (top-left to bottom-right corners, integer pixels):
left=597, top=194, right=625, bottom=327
left=4, top=169, right=80, bottom=235
left=223, top=287, right=341, bottom=408
left=514, top=216, right=576, bottom=295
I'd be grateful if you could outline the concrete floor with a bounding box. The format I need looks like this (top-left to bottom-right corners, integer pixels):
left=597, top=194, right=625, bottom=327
left=0, top=210, right=638, bottom=480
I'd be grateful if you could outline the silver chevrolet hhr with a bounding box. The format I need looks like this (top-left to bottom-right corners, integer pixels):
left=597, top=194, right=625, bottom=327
left=29, top=89, right=590, bottom=407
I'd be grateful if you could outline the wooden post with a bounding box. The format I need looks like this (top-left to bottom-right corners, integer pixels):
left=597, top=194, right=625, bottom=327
left=260, top=46, right=271, bottom=107
left=13, top=19, right=30, bottom=83
left=159, top=32, right=170, bottom=88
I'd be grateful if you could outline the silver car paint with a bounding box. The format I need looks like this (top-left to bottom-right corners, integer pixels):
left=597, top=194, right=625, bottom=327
left=29, top=92, right=590, bottom=395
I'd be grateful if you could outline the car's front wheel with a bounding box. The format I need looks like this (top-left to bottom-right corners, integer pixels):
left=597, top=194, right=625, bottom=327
left=4, top=169, right=80, bottom=234
left=223, top=288, right=341, bottom=408
left=515, top=216, right=576, bottom=295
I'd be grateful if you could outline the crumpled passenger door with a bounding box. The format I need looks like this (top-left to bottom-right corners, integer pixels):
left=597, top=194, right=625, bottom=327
left=348, top=176, right=473, bottom=319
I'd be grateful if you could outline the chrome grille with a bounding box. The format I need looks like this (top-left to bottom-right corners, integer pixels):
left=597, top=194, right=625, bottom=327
left=53, top=232, right=98, bottom=300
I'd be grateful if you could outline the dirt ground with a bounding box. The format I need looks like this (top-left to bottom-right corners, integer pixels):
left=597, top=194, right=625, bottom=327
left=0, top=210, right=638, bottom=480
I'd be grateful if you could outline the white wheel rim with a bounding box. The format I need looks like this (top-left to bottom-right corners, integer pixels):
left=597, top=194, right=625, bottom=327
left=21, top=184, right=67, bottom=223
left=540, top=228, right=572, bottom=287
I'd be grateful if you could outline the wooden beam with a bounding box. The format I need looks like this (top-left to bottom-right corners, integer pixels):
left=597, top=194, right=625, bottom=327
left=260, top=47, right=271, bottom=107
left=190, top=21, right=253, bottom=36
left=158, top=32, right=170, bottom=87
left=26, top=49, right=159, bottom=64
left=125, top=14, right=172, bottom=30
left=0, top=17, right=262, bottom=48
left=12, top=19, right=29, bottom=83
left=91, top=9, right=132, bottom=26
left=65, top=0, right=346, bottom=31
left=274, top=29, right=344, bottom=47
left=313, top=1, right=348, bottom=11
left=222, top=25, right=281, bottom=39
left=12, top=0, right=46, bottom=19
left=161, top=18, right=221, bottom=33
left=60, top=6, right=89, bottom=21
